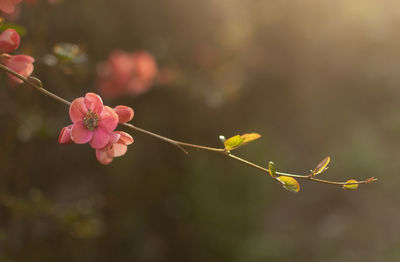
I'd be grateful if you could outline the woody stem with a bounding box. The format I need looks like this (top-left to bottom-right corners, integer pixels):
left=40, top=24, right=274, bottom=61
left=0, top=64, right=377, bottom=188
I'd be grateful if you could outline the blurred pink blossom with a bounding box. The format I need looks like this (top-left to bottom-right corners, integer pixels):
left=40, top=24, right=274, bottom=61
left=95, top=131, right=133, bottom=165
left=1, top=54, right=34, bottom=83
left=96, top=50, right=158, bottom=98
left=0, top=28, right=20, bottom=53
left=0, top=0, right=22, bottom=13
left=68, top=93, right=118, bottom=149
left=2, top=4, right=20, bottom=21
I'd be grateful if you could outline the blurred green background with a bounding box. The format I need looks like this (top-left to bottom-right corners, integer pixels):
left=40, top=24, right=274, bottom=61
left=0, top=0, right=399, bottom=261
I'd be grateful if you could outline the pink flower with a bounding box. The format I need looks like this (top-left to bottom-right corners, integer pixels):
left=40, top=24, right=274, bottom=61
left=59, top=93, right=136, bottom=164
left=95, top=131, right=133, bottom=165
left=69, top=93, right=118, bottom=149
left=96, top=50, right=158, bottom=98
left=0, top=29, right=20, bottom=53
left=1, top=54, right=35, bottom=83
left=58, top=124, right=73, bottom=144
left=114, top=105, right=134, bottom=124
left=0, top=0, right=22, bottom=13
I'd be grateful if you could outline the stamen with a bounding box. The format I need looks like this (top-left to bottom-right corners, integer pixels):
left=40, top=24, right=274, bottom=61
left=83, top=109, right=99, bottom=131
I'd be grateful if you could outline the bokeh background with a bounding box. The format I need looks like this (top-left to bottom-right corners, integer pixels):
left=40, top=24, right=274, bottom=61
left=0, top=0, right=399, bottom=261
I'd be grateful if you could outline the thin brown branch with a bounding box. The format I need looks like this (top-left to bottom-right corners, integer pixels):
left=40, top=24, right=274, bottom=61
left=0, top=63, right=71, bottom=106
left=0, top=63, right=378, bottom=189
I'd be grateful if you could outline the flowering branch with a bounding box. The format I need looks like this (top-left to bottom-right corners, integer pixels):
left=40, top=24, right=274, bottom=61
left=0, top=63, right=378, bottom=192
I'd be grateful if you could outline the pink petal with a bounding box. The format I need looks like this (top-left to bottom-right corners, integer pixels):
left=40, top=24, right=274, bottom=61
left=113, top=142, right=127, bottom=157
left=58, top=124, right=73, bottom=144
left=109, top=132, right=121, bottom=145
left=84, top=92, right=103, bottom=115
left=71, top=122, right=93, bottom=144
left=96, top=148, right=114, bottom=165
left=69, top=97, right=87, bottom=123
left=115, top=131, right=134, bottom=145
left=89, top=127, right=110, bottom=149
left=114, top=105, right=134, bottom=124
left=112, top=131, right=133, bottom=157
left=98, top=106, right=118, bottom=133
left=0, top=29, right=20, bottom=53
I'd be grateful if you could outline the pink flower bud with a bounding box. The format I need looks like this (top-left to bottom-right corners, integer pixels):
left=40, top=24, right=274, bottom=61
left=0, top=0, right=23, bottom=14
left=114, top=105, right=134, bottom=124
left=0, top=29, right=20, bottom=53
left=1, top=54, right=35, bottom=83
left=58, top=125, right=73, bottom=144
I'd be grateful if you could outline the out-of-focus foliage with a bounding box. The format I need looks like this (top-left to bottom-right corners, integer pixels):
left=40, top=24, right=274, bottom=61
left=52, top=42, right=84, bottom=63
left=0, top=23, right=26, bottom=36
left=0, top=0, right=399, bottom=261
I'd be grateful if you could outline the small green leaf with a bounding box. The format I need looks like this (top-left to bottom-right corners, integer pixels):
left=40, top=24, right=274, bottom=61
left=268, top=161, right=277, bottom=177
left=224, top=135, right=244, bottom=150
left=342, top=179, right=359, bottom=190
left=224, top=133, right=261, bottom=150
left=312, top=156, right=330, bottom=176
left=277, top=176, right=300, bottom=193
left=241, top=133, right=261, bottom=144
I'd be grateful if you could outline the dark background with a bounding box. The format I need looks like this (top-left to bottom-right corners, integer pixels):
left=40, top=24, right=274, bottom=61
left=0, top=0, right=398, bottom=261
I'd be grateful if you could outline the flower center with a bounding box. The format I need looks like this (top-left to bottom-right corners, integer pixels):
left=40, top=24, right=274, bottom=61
left=83, top=110, right=99, bottom=131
